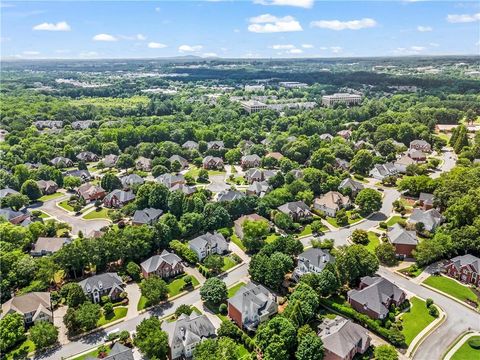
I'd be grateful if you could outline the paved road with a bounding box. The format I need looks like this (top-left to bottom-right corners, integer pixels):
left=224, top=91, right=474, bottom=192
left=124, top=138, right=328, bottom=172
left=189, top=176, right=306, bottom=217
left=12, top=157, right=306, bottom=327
left=430, top=148, right=456, bottom=179
left=30, top=195, right=110, bottom=236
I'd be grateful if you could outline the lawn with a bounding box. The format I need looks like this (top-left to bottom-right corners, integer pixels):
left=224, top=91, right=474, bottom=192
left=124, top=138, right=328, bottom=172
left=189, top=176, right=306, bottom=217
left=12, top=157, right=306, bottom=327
left=58, top=200, right=75, bottom=212
left=167, top=275, right=200, bottom=297
left=83, top=208, right=110, bottom=219
left=265, top=233, right=279, bottom=243
left=228, top=282, right=246, bottom=298
left=423, top=276, right=478, bottom=304
left=326, top=211, right=363, bottom=228
left=451, top=336, right=480, bottom=360
left=137, top=295, right=148, bottom=311
left=399, top=264, right=425, bottom=278
left=236, top=344, right=251, bottom=360
left=364, top=231, right=380, bottom=253
left=97, top=306, right=128, bottom=326
left=166, top=306, right=202, bottom=322
left=230, top=234, right=247, bottom=251
left=37, top=211, right=51, bottom=219
left=39, top=192, right=64, bottom=202
left=205, top=301, right=229, bottom=322
left=386, top=215, right=405, bottom=226
left=5, top=339, right=35, bottom=360
left=400, top=297, right=436, bottom=346
left=71, top=346, right=111, bottom=360
left=222, top=256, right=237, bottom=272
left=186, top=166, right=225, bottom=179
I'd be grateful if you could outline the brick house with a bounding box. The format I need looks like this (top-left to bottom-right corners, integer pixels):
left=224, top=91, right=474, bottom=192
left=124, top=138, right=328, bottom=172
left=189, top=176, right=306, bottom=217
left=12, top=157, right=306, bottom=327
left=77, top=183, right=106, bottom=202
left=78, top=273, right=125, bottom=304
left=36, top=180, right=58, bottom=195
left=387, top=224, right=418, bottom=258
left=442, top=254, right=480, bottom=286
left=241, top=154, right=261, bottom=169
left=103, top=189, right=135, bottom=208
left=140, top=250, right=184, bottom=279
left=202, top=156, right=224, bottom=170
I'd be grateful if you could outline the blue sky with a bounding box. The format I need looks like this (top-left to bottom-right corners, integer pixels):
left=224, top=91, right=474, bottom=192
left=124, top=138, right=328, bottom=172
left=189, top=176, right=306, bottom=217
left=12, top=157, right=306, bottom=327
left=1, top=0, right=479, bottom=59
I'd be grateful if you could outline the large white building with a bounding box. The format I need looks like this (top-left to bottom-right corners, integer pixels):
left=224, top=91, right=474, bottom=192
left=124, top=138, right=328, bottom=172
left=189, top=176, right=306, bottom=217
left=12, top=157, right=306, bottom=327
left=279, top=81, right=308, bottom=89
left=322, top=93, right=362, bottom=107
left=241, top=100, right=268, bottom=114
left=245, top=84, right=265, bottom=92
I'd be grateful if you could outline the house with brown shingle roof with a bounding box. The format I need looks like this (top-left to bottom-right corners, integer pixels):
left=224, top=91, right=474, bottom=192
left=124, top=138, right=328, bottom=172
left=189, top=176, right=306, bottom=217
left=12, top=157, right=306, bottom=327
left=1, top=292, right=53, bottom=325
left=313, top=191, right=351, bottom=217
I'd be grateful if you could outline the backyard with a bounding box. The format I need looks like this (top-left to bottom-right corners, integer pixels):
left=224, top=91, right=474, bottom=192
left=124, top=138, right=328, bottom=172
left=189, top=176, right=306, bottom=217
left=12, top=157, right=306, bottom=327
left=400, top=297, right=437, bottom=346
left=423, top=276, right=478, bottom=305
left=451, top=336, right=480, bottom=360
left=5, top=339, right=35, bottom=360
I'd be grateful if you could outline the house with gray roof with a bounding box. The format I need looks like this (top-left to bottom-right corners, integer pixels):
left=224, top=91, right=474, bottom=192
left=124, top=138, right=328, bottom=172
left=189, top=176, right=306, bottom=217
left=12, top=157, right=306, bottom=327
left=71, top=120, right=94, bottom=130
left=216, top=189, right=245, bottom=202
left=203, top=156, right=224, bottom=170
left=278, top=201, right=312, bottom=222
left=102, top=154, right=118, bottom=168
left=86, top=342, right=133, bottom=360
left=31, top=237, right=71, bottom=256
left=132, top=208, right=163, bottom=225
left=246, top=181, right=271, bottom=197
left=156, top=173, right=185, bottom=188
left=51, top=156, right=73, bottom=168
left=0, top=208, right=31, bottom=225
left=161, top=313, right=216, bottom=359
left=64, top=169, right=92, bottom=182
left=135, top=157, right=152, bottom=171
left=443, top=254, right=480, bottom=287
left=170, top=183, right=196, bottom=196
left=78, top=272, right=124, bottom=304
left=169, top=155, right=189, bottom=169
left=318, top=316, right=370, bottom=360
left=320, top=133, right=334, bottom=141
left=338, top=178, right=364, bottom=197
left=387, top=223, right=418, bottom=258
left=182, top=140, right=199, bottom=150
left=207, top=140, right=224, bottom=150
left=228, top=282, right=278, bottom=331
left=369, top=162, right=399, bottom=180
left=103, top=189, right=135, bottom=208
left=120, top=174, right=144, bottom=189
left=0, top=187, right=20, bottom=199
left=37, top=180, right=58, bottom=195
left=347, top=276, right=406, bottom=320
left=77, top=151, right=99, bottom=162
left=408, top=208, right=443, bottom=232
left=410, top=139, right=431, bottom=152
left=140, top=250, right=184, bottom=279
left=241, top=154, right=261, bottom=169
left=188, top=232, right=228, bottom=261
left=244, top=168, right=277, bottom=184
left=293, top=248, right=335, bottom=281
left=418, top=192, right=435, bottom=210
left=1, top=292, right=53, bottom=325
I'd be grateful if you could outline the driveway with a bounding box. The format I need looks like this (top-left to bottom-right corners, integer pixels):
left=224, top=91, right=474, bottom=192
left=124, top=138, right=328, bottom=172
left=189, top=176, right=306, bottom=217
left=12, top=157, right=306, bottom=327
left=124, top=283, right=141, bottom=320
left=30, top=195, right=110, bottom=236
left=206, top=174, right=230, bottom=193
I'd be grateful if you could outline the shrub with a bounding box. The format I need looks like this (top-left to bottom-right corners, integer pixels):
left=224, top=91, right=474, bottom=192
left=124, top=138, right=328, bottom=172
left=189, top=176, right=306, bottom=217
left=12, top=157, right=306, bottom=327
left=103, top=302, right=114, bottom=315
left=468, top=338, right=480, bottom=349
left=231, top=253, right=242, bottom=264
left=175, top=304, right=193, bottom=318
left=428, top=306, right=439, bottom=318
left=426, top=298, right=434, bottom=308
left=219, top=303, right=228, bottom=315
left=379, top=222, right=387, bottom=229
left=101, top=295, right=110, bottom=304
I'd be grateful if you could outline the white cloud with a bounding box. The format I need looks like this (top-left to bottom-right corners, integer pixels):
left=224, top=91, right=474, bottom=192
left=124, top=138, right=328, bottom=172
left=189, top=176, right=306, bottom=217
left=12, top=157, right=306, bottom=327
left=148, top=42, right=167, bottom=49
left=446, top=13, right=480, bottom=23
left=393, top=46, right=426, bottom=55
left=411, top=46, right=425, bottom=51
left=136, top=34, right=146, bottom=41
left=311, top=18, right=377, bottom=31
left=429, top=42, right=439, bottom=47
left=330, top=46, right=342, bottom=53
left=22, top=51, right=40, bottom=55
left=253, top=0, right=314, bottom=9
left=289, top=48, right=303, bottom=54
left=248, top=14, right=303, bottom=33
left=33, top=21, right=71, bottom=31
left=118, top=33, right=147, bottom=41
left=417, top=25, right=432, bottom=32
left=301, top=44, right=314, bottom=48
left=79, top=51, right=99, bottom=58
left=203, top=52, right=218, bottom=57
left=319, top=46, right=328, bottom=50
left=178, top=44, right=203, bottom=52
left=271, top=44, right=295, bottom=50
left=92, top=33, right=118, bottom=41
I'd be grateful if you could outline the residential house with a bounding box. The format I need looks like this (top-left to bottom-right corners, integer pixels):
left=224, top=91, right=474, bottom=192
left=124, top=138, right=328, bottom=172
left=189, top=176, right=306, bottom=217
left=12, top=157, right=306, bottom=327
left=161, top=313, right=216, bottom=360
left=244, top=168, right=276, bottom=184
left=319, top=133, right=334, bottom=141
left=277, top=201, right=312, bottom=222
left=408, top=208, right=443, bottom=232
left=293, top=248, right=335, bottom=281
left=78, top=273, right=125, bottom=304
left=156, top=173, right=186, bottom=188
left=410, top=140, right=432, bottom=153
left=36, top=180, right=58, bottom=195
left=169, top=155, right=189, bottom=169
left=241, top=154, right=261, bottom=169
left=335, top=158, right=350, bottom=171
left=89, top=343, right=134, bottom=360
left=265, top=152, right=284, bottom=161
left=290, top=169, right=303, bottom=179
left=347, top=276, right=406, bottom=320
left=120, top=174, right=144, bottom=189
left=354, top=140, right=369, bottom=150
left=51, top=156, right=73, bottom=168
left=234, top=214, right=270, bottom=239
left=246, top=181, right=270, bottom=197
left=394, top=154, right=416, bottom=173
left=64, top=169, right=91, bottom=182
left=442, top=254, right=480, bottom=286
left=135, top=157, right=152, bottom=171
left=0, top=187, right=20, bottom=199
left=313, top=191, right=350, bottom=217
left=1, top=292, right=53, bottom=325
left=387, top=224, right=418, bottom=258
left=102, top=154, right=118, bottom=168
left=217, top=189, right=245, bottom=202
left=338, top=178, right=364, bottom=197
left=0, top=208, right=31, bottom=225
left=228, top=282, right=278, bottom=331
left=103, top=189, right=135, bottom=208
left=188, top=232, right=229, bottom=261
left=31, top=237, right=71, bottom=256
left=318, top=316, right=371, bottom=360
left=182, top=141, right=199, bottom=150
left=337, top=130, right=352, bottom=139
left=140, top=250, right=184, bottom=279
left=203, top=156, right=224, bottom=170
left=34, top=120, right=63, bottom=130
left=76, top=151, right=99, bottom=162
left=77, top=183, right=106, bottom=201
left=170, top=183, right=196, bottom=196
left=369, top=163, right=398, bottom=180
left=407, top=149, right=427, bottom=162
left=207, top=141, right=225, bottom=150
left=132, top=208, right=163, bottom=225
left=71, top=120, right=94, bottom=130
left=418, top=193, right=435, bottom=210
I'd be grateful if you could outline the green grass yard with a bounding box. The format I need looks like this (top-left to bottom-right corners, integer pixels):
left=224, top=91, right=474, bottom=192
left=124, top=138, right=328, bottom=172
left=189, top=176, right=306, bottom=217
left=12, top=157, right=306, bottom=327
left=265, top=233, right=279, bottom=243
left=399, top=264, right=425, bottom=278
left=451, top=336, right=480, bottom=360
left=39, top=192, right=64, bottom=202
left=386, top=215, right=405, bottom=226
left=167, top=275, right=200, bottom=297
left=423, top=276, right=478, bottom=304
left=222, top=256, right=237, bottom=272
left=400, top=297, right=436, bottom=346
left=58, top=200, right=75, bottom=212
left=5, top=339, right=35, bottom=360
left=97, top=306, right=127, bottom=326
left=70, top=346, right=111, bottom=360
left=186, top=166, right=225, bottom=179
left=137, top=295, right=148, bottom=311
left=228, top=282, right=246, bottom=298
left=230, top=234, right=247, bottom=251
left=83, top=208, right=110, bottom=219
left=364, top=232, right=381, bottom=253
left=326, top=211, right=363, bottom=228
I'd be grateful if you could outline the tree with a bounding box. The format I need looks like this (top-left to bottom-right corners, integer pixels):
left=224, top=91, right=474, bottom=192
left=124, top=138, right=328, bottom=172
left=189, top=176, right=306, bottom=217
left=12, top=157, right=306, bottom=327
left=175, top=304, right=193, bottom=318
left=355, top=188, right=382, bottom=215
left=200, top=277, right=227, bottom=305
left=255, top=317, right=297, bottom=360
left=140, top=275, right=168, bottom=306
left=126, top=261, right=141, bottom=282
left=310, top=148, right=335, bottom=170
left=101, top=173, right=122, bottom=192
left=0, top=313, right=25, bottom=353
left=63, top=176, right=82, bottom=191
left=284, top=283, right=319, bottom=326
left=29, top=321, right=58, bottom=350
left=134, top=316, right=169, bottom=360
left=375, top=243, right=398, bottom=266
left=116, top=154, right=135, bottom=170
left=242, top=219, right=270, bottom=252
left=75, top=302, right=101, bottom=331
left=193, top=337, right=238, bottom=360
left=60, top=283, right=87, bottom=308
left=274, top=212, right=294, bottom=231
left=225, top=148, right=242, bottom=164
left=198, top=169, right=209, bottom=182
left=203, top=255, right=224, bottom=274
left=295, top=331, right=324, bottom=360
left=336, top=245, right=379, bottom=285
left=374, top=345, right=398, bottom=360
left=1, top=193, right=29, bottom=211
left=310, top=220, right=324, bottom=235
left=20, top=179, right=42, bottom=200
left=335, top=208, right=348, bottom=226
left=350, top=150, right=373, bottom=175
left=351, top=229, right=369, bottom=245
left=249, top=252, right=293, bottom=290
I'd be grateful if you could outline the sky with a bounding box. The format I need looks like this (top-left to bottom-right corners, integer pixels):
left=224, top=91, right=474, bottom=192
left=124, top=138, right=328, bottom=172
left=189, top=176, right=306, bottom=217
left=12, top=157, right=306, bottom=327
left=1, top=0, right=479, bottom=59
